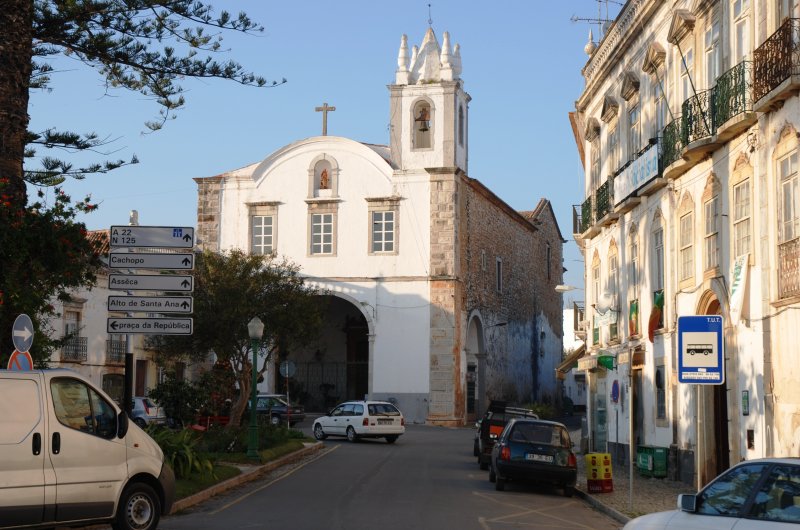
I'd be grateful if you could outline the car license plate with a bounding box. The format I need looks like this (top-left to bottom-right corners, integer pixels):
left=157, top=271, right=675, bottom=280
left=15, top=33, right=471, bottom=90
left=526, top=453, right=553, bottom=463
left=378, top=418, right=392, bottom=425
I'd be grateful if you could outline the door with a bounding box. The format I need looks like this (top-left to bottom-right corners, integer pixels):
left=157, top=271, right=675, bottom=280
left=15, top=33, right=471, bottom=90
left=321, top=404, right=347, bottom=435
left=135, top=359, right=147, bottom=396
left=0, top=375, right=50, bottom=526
left=47, top=377, right=127, bottom=522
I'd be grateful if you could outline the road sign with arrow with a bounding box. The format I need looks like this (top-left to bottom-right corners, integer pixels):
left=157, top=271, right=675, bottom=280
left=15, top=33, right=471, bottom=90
left=108, top=273, right=193, bottom=292
left=108, top=252, right=194, bottom=270
left=108, top=317, right=193, bottom=335
left=109, top=226, right=194, bottom=248
left=12, top=314, right=34, bottom=352
left=107, top=296, right=193, bottom=313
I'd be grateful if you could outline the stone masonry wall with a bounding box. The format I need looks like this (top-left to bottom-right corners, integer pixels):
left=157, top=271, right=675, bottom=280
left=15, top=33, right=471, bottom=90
left=194, top=176, right=222, bottom=252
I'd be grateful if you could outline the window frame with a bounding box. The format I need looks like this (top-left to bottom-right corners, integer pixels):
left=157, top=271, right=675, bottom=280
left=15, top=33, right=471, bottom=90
left=680, top=211, right=694, bottom=281
left=704, top=196, right=720, bottom=271
left=310, top=211, right=336, bottom=256
left=733, top=179, right=752, bottom=258
left=495, top=257, right=504, bottom=294
left=251, top=214, right=275, bottom=255
left=704, top=19, right=721, bottom=89
left=370, top=210, right=395, bottom=254
left=652, top=215, right=665, bottom=291
left=628, top=99, right=642, bottom=158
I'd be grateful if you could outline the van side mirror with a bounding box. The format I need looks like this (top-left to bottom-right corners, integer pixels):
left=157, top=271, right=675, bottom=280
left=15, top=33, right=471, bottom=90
left=679, top=493, right=697, bottom=512
left=117, top=411, right=129, bottom=438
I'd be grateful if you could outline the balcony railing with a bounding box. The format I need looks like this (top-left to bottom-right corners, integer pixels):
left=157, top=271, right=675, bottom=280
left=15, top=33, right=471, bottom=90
left=713, top=61, right=753, bottom=127
left=753, top=18, right=800, bottom=102
left=681, top=89, right=714, bottom=144
left=595, top=178, right=613, bottom=219
left=61, top=337, right=87, bottom=362
left=106, top=339, right=127, bottom=364
left=660, top=116, right=684, bottom=169
left=778, top=237, right=800, bottom=299
left=581, top=196, right=593, bottom=233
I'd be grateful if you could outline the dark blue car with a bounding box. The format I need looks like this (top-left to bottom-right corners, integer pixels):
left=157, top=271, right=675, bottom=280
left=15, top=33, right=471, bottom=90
left=489, top=418, right=577, bottom=497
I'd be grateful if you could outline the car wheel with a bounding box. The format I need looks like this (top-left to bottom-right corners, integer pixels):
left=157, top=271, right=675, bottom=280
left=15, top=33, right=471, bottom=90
left=488, top=466, right=496, bottom=483
left=346, top=426, right=359, bottom=442
left=385, top=435, right=399, bottom=444
left=495, top=476, right=505, bottom=491
left=313, top=424, right=327, bottom=440
left=134, top=418, right=147, bottom=429
left=270, top=415, right=281, bottom=426
left=112, top=482, right=160, bottom=530
left=563, top=485, right=575, bottom=498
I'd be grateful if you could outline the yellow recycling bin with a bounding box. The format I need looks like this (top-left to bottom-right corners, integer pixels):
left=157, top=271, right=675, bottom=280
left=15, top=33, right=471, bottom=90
left=585, top=453, right=613, bottom=493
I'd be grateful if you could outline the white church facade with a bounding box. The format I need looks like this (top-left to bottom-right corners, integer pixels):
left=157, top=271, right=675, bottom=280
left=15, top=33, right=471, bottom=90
left=195, top=28, right=566, bottom=425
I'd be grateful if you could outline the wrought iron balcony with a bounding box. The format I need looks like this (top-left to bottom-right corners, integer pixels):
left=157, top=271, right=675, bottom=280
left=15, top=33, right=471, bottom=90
left=61, top=337, right=87, bottom=362
left=660, top=116, right=684, bottom=170
left=681, top=89, right=714, bottom=144
left=753, top=18, right=800, bottom=102
left=595, top=178, right=614, bottom=220
left=106, top=339, right=127, bottom=364
left=713, top=61, right=753, bottom=128
left=778, top=237, right=800, bottom=299
left=581, top=195, right=593, bottom=233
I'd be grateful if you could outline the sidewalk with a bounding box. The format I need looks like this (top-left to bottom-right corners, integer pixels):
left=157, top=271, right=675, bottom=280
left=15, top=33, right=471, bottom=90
left=561, top=413, right=693, bottom=525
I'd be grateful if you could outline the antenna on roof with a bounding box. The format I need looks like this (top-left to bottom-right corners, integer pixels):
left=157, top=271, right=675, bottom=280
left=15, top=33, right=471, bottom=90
left=427, top=3, right=433, bottom=27
left=570, top=0, right=622, bottom=40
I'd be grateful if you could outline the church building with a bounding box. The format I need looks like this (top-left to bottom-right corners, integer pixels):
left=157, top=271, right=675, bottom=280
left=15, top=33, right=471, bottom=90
left=194, top=27, right=565, bottom=425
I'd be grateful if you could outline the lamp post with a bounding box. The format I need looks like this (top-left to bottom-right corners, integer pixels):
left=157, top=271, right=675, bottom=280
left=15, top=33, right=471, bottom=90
left=246, top=316, right=264, bottom=460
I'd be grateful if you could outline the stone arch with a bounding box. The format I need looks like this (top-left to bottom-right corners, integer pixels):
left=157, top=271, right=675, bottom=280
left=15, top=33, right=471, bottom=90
left=465, top=310, right=487, bottom=418
left=412, top=97, right=434, bottom=149
left=307, top=153, right=340, bottom=198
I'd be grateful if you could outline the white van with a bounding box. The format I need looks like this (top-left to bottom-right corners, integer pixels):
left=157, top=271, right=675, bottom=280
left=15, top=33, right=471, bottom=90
left=0, top=369, right=175, bottom=530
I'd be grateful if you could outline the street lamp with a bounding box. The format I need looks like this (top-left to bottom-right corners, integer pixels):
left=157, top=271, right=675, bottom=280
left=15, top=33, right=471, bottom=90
left=246, top=316, right=264, bottom=460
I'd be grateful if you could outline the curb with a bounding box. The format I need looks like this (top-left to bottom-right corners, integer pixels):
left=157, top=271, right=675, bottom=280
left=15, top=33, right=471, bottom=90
left=574, top=487, right=630, bottom=526
left=170, top=442, right=324, bottom=514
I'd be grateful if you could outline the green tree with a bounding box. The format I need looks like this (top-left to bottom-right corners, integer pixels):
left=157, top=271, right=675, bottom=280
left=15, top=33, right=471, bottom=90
left=150, top=249, right=326, bottom=428
left=0, top=1, right=283, bottom=363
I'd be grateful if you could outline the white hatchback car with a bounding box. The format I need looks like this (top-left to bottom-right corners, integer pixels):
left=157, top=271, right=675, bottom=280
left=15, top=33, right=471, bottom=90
left=313, top=400, right=405, bottom=443
left=624, top=458, right=800, bottom=529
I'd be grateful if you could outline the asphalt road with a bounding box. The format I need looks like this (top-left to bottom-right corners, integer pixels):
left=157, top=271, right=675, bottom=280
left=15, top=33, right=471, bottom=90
left=159, top=423, right=620, bottom=530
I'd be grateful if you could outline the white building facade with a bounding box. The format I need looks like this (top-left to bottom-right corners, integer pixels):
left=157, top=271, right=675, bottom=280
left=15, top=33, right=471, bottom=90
left=571, top=0, right=800, bottom=486
left=196, top=28, right=566, bottom=425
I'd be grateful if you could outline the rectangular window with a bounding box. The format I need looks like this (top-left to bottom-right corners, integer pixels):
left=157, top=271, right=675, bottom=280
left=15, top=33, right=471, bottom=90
left=705, top=20, right=721, bottom=88
left=681, top=47, right=694, bottom=104
left=371, top=211, right=395, bottom=253
left=629, top=236, right=639, bottom=297
left=608, top=125, right=620, bottom=173
left=311, top=213, right=334, bottom=255
left=654, top=81, right=667, bottom=138
left=733, top=0, right=750, bottom=63
left=65, top=310, right=80, bottom=336
left=780, top=151, right=799, bottom=243
left=653, top=226, right=665, bottom=290
left=495, top=258, right=503, bottom=293
left=628, top=103, right=641, bottom=157
left=609, top=253, right=618, bottom=341
left=656, top=365, right=666, bottom=420
left=733, top=180, right=752, bottom=257
left=591, top=138, right=601, bottom=189
left=705, top=197, right=719, bottom=270
left=251, top=215, right=274, bottom=255
left=680, top=213, right=694, bottom=280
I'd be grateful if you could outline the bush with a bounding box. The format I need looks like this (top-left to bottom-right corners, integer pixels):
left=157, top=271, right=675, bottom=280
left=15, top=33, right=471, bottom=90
left=521, top=401, right=557, bottom=420
left=148, top=427, right=214, bottom=480
left=196, top=423, right=304, bottom=453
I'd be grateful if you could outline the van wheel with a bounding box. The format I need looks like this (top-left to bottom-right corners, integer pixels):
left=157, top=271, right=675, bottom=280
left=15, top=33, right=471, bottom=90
left=346, top=426, right=359, bottom=442
left=113, top=483, right=160, bottom=530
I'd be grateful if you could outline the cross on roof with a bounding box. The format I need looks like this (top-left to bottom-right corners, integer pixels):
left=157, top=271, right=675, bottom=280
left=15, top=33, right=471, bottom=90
left=315, top=102, right=336, bottom=136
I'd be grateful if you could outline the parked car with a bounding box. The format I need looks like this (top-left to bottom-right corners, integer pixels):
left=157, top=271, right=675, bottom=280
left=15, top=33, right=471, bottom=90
left=131, top=396, right=167, bottom=428
left=255, top=394, right=306, bottom=426
left=477, top=400, right=539, bottom=469
left=0, top=369, right=175, bottom=530
left=489, top=418, right=577, bottom=497
left=313, top=400, right=405, bottom=443
left=624, top=458, right=800, bottom=529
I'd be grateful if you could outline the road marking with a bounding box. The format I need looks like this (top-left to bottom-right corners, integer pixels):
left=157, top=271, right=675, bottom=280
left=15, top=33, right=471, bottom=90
left=472, top=491, right=598, bottom=529
left=209, top=445, right=340, bottom=515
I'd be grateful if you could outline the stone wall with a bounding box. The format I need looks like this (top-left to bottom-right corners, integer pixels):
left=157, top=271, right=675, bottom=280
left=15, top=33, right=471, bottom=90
left=193, top=176, right=222, bottom=252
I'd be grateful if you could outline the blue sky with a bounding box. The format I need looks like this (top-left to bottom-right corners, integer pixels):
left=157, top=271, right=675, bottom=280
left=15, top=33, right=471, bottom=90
left=28, top=1, right=620, bottom=294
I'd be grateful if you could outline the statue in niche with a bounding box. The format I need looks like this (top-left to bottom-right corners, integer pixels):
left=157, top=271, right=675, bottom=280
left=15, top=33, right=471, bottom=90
left=319, top=169, right=330, bottom=189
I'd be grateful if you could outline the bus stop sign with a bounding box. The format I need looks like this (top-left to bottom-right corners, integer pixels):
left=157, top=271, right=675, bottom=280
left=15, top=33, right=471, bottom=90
left=678, top=315, right=724, bottom=384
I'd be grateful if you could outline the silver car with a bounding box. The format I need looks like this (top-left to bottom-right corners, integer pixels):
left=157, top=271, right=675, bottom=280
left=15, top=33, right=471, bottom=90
left=131, top=397, right=166, bottom=428
left=624, top=458, right=800, bottom=529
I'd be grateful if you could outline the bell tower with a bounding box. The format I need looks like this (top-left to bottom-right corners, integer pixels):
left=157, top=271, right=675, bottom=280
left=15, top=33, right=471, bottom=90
left=389, top=29, right=470, bottom=173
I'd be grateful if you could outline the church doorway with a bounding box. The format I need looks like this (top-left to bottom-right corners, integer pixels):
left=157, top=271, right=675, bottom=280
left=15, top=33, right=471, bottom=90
left=286, top=295, right=370, bottom=412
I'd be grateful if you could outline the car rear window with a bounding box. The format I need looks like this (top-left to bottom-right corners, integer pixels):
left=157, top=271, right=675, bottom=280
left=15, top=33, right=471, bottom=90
left=369, top=403, right=400, bottom=416
left=510, top=423, right=568, bottom=447
left=142, top=398, right=156, bottom=409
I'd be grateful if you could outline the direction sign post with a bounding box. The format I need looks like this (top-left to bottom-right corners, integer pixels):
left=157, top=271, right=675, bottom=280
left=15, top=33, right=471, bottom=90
left=678, top=315, right=725, bottom=384
left=108, top=252, right=194, bottom=270
left=108, top=274, right=193, bottom=292
left=107, top=296, right=193, bottom=313
left=107, top=318, right=193, bottom=335
left=109, top=226, right=194, bottom=248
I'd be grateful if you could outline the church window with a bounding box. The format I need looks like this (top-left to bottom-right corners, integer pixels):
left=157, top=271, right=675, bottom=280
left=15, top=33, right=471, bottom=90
left=495, top=258, right=503, bottom=293
left=311, top=213, right=335, bottom=255
left=458, top=105, right=464, bottom=146
left=371, top=211, right=395, bottom=253
left=251, top=215, right=274, bottom=255
left=413, top=100, right=432, bottom=149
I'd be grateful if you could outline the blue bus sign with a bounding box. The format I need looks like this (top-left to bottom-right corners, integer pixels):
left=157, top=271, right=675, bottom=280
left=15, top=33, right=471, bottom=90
left=678, top=315, right=724, bottom=384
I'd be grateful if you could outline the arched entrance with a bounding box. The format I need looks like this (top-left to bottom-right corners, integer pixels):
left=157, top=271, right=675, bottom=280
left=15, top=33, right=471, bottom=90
left=697, top=292, right=730, bottom=482
left=281, top=294, right=372, bottom=412
left=465, top=313, right=486, bottom=421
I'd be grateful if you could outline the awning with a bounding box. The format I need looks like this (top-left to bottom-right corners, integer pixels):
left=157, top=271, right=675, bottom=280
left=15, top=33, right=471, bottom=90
left=556, top=343, right=586, bottom=380
left=576, top=349, right=617, bottom=373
